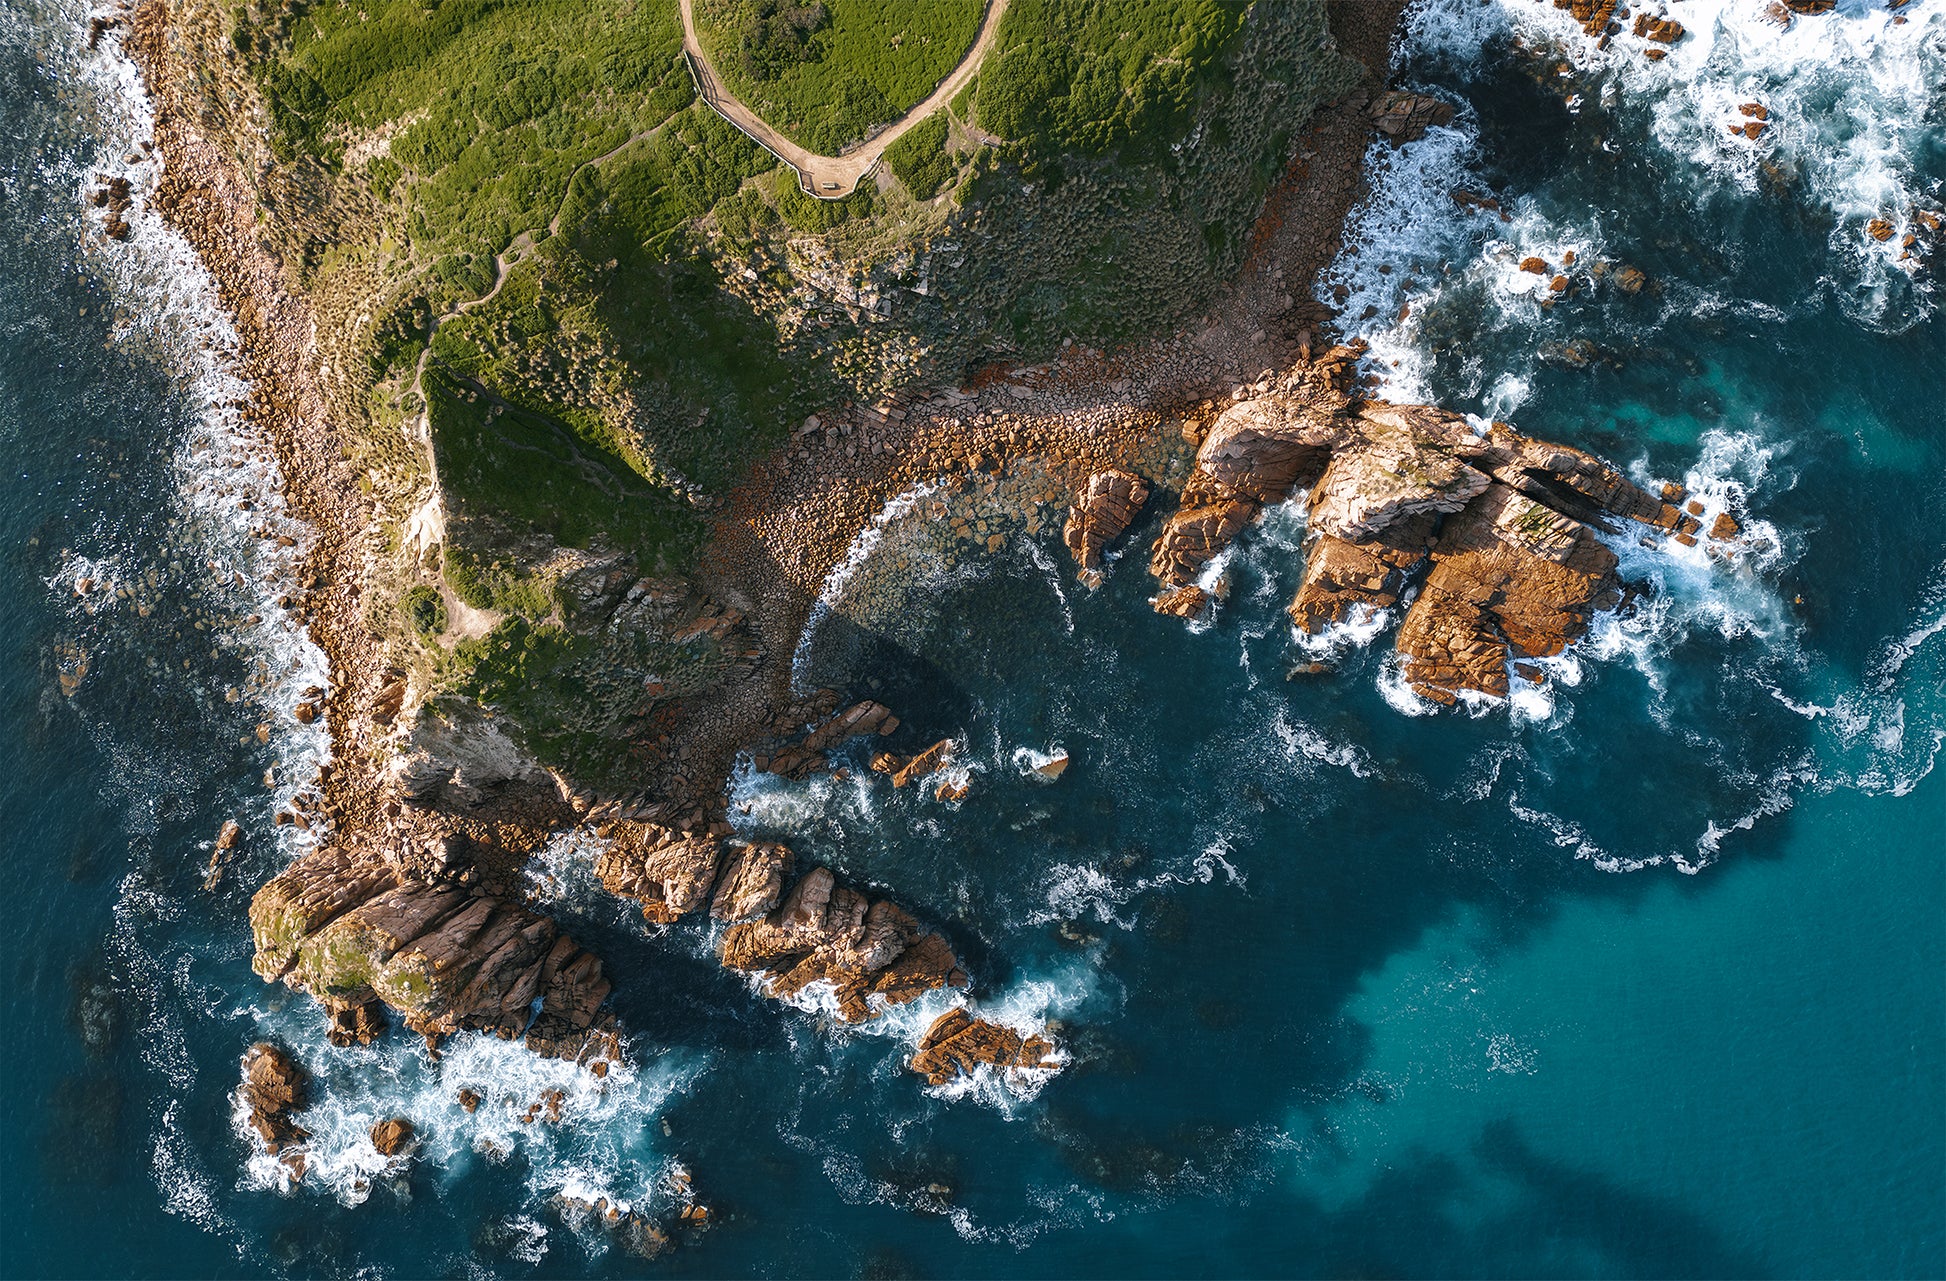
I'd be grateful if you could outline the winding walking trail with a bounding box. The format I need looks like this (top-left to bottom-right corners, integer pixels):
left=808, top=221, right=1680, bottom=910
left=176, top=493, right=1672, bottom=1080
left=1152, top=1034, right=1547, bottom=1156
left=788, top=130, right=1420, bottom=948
left=679, top=0, right=1009, bottom=198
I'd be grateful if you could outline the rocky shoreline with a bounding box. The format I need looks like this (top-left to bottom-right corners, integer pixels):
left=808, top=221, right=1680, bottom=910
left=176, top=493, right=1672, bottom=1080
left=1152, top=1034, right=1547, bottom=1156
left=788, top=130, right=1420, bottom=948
left=108, top=0, right=1743, bottom=1135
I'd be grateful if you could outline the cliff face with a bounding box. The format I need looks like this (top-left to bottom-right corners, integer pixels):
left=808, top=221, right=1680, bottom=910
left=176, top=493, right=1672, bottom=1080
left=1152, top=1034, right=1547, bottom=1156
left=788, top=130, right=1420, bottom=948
left=1145, top=346, right=1693, bottom=701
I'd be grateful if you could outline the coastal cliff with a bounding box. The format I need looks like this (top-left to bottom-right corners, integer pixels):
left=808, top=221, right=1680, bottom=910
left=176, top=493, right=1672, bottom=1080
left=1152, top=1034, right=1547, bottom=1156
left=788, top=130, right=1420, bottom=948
left=112, top=0, right=1742, bottom=1118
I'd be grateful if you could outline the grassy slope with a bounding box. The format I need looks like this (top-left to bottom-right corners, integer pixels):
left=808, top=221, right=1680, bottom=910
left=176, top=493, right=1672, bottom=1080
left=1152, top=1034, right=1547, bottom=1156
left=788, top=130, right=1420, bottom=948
left=691, top=0, right=985, bottom=152
left=238, top=0, right=1357, bottom=784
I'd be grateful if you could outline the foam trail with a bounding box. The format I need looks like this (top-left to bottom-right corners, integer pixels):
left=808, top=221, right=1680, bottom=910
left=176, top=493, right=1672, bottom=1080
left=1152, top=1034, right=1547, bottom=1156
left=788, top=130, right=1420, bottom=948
left=790, top=480, right=945, bottom=695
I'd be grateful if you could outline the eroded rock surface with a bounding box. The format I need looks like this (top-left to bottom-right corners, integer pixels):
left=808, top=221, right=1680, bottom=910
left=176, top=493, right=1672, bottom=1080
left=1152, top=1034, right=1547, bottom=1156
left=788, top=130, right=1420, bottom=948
left=720, top=865, right=968, bottom=1021
left=1367, top=89, right=1456, bottom=142
left=249, top=846, right=616, bottom=1058
left=1148, top=345, right=1683, bottom=703
left=759, top=699, right=899, bottom=778
left=240, top=1042, right=309, bottom=1151
left=1064, top=468, right=1150, bottom=585
left=908, top=1009, right=1062, bottom=1086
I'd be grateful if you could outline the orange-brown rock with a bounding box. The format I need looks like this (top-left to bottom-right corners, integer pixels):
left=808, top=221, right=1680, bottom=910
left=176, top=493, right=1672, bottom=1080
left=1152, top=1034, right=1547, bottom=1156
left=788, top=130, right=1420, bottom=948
left=1395, top=483, right=1627, bottom=703
left=1143, top=356, right=1674, bottom=702
left=1064, top=469, right=1150, bottom=583
left=1367, top=90, right=1455, bottom=143
left=1520, top=256, right=1549, bottom=274
left=1151, top=584, right=1212, bottom=620
left=1148, top=351, right=1361, bottom=584
left=1709, top=512, right=1741, bottom=541
left=595, top=825, right=722, bottom=923
left=762, top=699, right=900, bottom=778
left=719, top=867, right=967, bottom=1021
left=1633, top=13, right=1686, bottom=42
left=249, top=846, right=611, bottom=1051
left=1867, top=218, right=1895, bottom=242
left=908, top=1009, right=1063, bottom=1086
left=370, top=1117, right=414, bottom=1157
left=892, top=739, right=953, bottom=788
left=709, top=840, right=792, bottom=921
left=240, top=1042, right=309, bottom=1150
left=1552, top=0, right=1620, bottom=37
left=1289, top=517, right=1437, bottom=633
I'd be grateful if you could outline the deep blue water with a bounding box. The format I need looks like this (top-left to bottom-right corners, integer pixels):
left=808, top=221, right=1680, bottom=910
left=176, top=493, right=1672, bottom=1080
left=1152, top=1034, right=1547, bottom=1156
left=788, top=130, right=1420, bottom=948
left=3, top=0, right=1942, bottom=1277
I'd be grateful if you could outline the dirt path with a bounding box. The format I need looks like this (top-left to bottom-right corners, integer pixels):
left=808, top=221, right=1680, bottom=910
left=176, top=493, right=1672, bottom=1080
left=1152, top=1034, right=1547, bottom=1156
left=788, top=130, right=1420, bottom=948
left=679, top=0, right=1009, bottom=198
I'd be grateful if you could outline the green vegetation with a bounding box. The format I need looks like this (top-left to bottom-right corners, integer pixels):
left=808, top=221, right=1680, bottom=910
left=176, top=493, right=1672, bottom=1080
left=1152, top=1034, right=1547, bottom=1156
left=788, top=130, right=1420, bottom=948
left=402, top=585, right=446, bottom=635
left=224, top=0, right=1362, bottom=787
left=886, top=111, right=956, bottom=199
left=693, top=0, right=985, bottom=152
left=976, top=0, right=1247, bottom=156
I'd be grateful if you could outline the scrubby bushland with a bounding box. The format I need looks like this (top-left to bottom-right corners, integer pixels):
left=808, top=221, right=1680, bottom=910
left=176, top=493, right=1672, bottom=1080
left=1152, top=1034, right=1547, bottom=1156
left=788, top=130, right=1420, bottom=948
left=693, top=0, right=985, bottom=152
left=216, top=0, right=1359, bottom=782
left=886, top=112, right=956, bottom=199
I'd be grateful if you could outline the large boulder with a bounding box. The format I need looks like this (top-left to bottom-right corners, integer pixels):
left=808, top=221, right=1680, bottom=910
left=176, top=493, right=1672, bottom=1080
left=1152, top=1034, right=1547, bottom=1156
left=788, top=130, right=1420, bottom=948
left=908, top=1009, right=1062, bottom=1086
left=1368, top=90, right=1456, bottom=143
left=240, top=1042, right=309, bottom=1150
left=595, top=825, right=722, bottom=924
left=719, top=866, right=968, bottom=1022
left=249, top=847, right=611, bottom=1047
left=1064, top=469, right=1151, bottom=584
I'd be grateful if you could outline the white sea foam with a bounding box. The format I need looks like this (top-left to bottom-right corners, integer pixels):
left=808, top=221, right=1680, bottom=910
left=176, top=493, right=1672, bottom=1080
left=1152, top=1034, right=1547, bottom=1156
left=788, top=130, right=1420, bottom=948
left=1030, top=835, right=1247, bottom=931
left=1271, top=708, right=1380, bottom=778
left=233, top=1020, right=702, bottom=1214
left=790, top=479, right=946, bottom=695
left=1500, top=0, right=1944, bottom=329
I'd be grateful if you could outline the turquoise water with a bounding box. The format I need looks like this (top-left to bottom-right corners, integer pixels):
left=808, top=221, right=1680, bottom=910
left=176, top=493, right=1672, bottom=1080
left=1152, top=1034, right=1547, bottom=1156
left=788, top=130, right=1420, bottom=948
left=2, top=0, right=1942, bottom=1276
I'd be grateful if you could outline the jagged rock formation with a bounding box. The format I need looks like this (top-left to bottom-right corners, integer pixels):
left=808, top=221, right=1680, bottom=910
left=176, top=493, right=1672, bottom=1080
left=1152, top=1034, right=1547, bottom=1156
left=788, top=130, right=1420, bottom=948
left=240, top=1042, right=309, bottom=1151
left=908, top=1009, right=1063, bottom=1086
left=587, top=822, right=967, bottom=1020
left=1151, top=346, right=1687, bottom=703
left=370, top=1117, right=414, bottom=1157
left=249, top=847, right=617, bottom=1059
left=1367, top=90, right=1455, bottom=143
left=1064, top=469, right=1151, bottom=586
left=719, top=865, right=969, bottom=1021
left=757, top=699, right=900, bottom=778
left=595, top=825, right=727, bottom=924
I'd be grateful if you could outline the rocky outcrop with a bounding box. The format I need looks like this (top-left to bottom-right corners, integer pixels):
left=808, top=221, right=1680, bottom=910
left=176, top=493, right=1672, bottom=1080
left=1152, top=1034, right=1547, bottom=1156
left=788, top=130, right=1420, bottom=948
left=720, top=866, right=968, bottom=1021
left=240, top=1042, right=309, bottom=1151
left=908, top=1009, right=1062, bottom=1087
left=1148, top=346, right=1684, bottom=703
left=759, top=699, right=900, bottom=778
left=891, top=738, right=954, bottom=788
left=1367, top=90, right=1455, bottom=143
left=370, top=1117, right=414, bottom=1157
left=1064, top=469, right=1150, bottom=585
left=595, top=825, right=724, bottom=924
left=1150, top=349, right=1362, bottom=587
left=249, top=847, right=615, bottom=1059
left=710, top=840, right=793, bottom=921
left=387, top=698, right=556, bottom=811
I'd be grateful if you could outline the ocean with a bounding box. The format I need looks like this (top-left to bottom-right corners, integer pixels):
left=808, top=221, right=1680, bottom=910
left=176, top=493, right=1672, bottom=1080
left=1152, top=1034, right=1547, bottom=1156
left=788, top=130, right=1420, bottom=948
left=2, top=0, right=1941, bottom=1276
